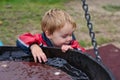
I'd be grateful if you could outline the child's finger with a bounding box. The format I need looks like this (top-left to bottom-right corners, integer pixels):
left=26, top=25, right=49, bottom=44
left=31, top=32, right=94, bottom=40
left=33, top=55, right=37, bottom=63
left=38, top=56, right=42, bottom=63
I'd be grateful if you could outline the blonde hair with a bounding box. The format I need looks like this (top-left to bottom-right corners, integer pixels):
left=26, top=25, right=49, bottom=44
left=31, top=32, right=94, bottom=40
left=41, top=9, right=76, bottom=34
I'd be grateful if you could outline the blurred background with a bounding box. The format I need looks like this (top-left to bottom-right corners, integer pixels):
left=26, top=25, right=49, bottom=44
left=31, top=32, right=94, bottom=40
left=0, top=0, right=120, bottom=48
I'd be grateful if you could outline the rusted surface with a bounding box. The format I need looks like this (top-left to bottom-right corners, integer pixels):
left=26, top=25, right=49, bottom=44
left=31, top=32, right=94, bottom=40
left=86, top=44, right=120, bottom=80
left=0, top=61, right=72, bottom=80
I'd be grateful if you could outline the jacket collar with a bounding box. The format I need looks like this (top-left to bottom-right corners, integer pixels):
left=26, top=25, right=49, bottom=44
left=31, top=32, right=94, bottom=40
left=42, top=32, right=54, bottom=47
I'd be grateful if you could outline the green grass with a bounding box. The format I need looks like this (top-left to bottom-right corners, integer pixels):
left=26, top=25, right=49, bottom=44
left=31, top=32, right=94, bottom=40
left=79, top=37, right=112, bottom=48
left=0, top=0, right=68, bottom=5
left=79, top=40, right=91, bottom=47
left=102, top=4, right=120, bottom=12
left=97, top=37, right=112, bottom=45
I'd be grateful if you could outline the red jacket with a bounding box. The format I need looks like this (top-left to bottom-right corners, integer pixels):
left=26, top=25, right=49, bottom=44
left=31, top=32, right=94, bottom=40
left=16, top=33, right=85, bottom=53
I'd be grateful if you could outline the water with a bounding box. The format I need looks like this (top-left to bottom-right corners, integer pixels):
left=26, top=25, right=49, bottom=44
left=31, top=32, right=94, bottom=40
left=46, top=57, right=90, bottom=80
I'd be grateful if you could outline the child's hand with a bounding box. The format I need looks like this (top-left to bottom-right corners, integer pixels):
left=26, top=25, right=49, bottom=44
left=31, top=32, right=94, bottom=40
left=61, top=45, right=73, bottom=53
left=30, top=44, right=47, bottom=63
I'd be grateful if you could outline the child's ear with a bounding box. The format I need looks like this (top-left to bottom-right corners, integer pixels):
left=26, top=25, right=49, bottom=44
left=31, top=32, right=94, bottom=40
left=45, top=31, right=52, bottom=39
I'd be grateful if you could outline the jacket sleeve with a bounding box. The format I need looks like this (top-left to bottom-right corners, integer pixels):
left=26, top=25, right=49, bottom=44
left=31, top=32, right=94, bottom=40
left=71, top=40, right=86, bottom=52
left=16, top=33, right=43, bottom=54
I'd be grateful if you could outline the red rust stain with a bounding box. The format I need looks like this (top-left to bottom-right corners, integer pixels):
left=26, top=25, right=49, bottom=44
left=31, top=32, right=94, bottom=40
left=0, top=61, right=72, bottom=80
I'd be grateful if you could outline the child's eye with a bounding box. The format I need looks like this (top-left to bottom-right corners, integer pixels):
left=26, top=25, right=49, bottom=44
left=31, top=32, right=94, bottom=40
left=62, top=34, right=72, bottom=38
left=62, top=35, right=67, bottom=38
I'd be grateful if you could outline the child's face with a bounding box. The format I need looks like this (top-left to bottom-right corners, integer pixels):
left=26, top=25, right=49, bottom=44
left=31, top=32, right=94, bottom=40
left=48, top=22, right=75, bottom=47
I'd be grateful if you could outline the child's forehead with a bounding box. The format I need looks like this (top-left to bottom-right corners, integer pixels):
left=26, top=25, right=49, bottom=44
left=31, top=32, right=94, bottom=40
left=57, top=24, right=75, bottom=34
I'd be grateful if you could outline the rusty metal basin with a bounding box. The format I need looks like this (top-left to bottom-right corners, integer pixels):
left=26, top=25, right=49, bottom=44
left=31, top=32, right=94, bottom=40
left=0, top=46, right=115, bottom=80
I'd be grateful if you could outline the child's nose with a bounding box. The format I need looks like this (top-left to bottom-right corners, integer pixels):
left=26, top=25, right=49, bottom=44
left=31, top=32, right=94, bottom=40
left=66, top=36, right=72, bottom=42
